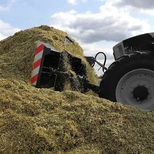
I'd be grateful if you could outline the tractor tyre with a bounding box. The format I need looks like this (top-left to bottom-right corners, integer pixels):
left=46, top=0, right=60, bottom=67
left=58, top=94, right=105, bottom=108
left=99, top=53, right=154, bottom=110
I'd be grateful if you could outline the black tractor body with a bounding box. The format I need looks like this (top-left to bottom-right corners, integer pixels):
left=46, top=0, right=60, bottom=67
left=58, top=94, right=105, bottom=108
left=113, top=33, right=154, bottom=59
left=100, top=33, right=154, bottom=111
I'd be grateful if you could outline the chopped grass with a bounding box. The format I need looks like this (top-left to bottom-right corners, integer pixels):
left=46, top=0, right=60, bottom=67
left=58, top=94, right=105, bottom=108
left=0, top=78, right=154, bottom=153
left=0, top=26, right=154, bottom=154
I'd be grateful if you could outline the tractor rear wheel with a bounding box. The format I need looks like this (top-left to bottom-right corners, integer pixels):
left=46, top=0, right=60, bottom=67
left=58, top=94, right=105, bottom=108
left=99, top=53, right=154, bottom=110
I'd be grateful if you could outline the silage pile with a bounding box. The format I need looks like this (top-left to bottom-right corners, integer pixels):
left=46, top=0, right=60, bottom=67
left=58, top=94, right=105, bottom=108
left=0, top=26, right=154, bottom=154
left=0, top=25, right=97, bottom=84
left=0, top=79, right=154, bottom=154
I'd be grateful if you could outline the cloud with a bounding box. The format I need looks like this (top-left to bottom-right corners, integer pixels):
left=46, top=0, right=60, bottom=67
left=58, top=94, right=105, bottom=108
left=115, top=0, right=154, bottom=9
left=0, top=20, right=20, bottom=40
left=67, top=0, right=87, bottom=5
left=0, top=33, right=5, bottom=40
left=112, top=0, right=154, bottom=16
left=51, top=5, right=150, bottom=43
left=0, top=0, right=16, bottom=11
left=67, top=0, right=77, bottom=5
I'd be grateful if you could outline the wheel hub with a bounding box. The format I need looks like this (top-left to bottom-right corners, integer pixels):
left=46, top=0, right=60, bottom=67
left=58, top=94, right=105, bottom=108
left=132, top=85, right=149, bottom=103
left=115, top=68, right=154, bottom=110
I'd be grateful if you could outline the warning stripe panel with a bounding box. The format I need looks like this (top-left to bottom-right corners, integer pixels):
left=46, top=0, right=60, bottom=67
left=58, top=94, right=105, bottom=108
left=31, top=44, right=45, bottom=86
left=35, top=44, right=45, bottom=54
left=33, top=58, right=42, bottom=69
left=34, top=50, right=43, bottom=62
left=32, top=81, right=37, bottom=86
left=31, top=67, right=40, bottom=79
left=31, top=74, right=39, bottom=84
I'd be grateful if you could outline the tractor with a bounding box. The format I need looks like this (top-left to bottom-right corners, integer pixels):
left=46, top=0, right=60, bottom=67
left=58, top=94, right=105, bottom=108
left=99, top=32, right=154, bottom=110
left=31, top=33, right=154, bottom=111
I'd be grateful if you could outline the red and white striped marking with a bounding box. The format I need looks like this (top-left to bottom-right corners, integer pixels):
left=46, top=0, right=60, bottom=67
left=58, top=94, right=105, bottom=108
left=31, top=44, right=45, bottom=86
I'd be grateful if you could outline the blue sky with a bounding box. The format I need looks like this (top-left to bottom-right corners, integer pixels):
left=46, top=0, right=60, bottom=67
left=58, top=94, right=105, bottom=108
left=0, top=0, right=154, bottom=75
left=0, top=0, right=102, bottom=29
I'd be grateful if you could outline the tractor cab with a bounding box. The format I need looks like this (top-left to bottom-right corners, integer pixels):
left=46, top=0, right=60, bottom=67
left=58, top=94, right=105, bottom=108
left=113, top=33, right=154, bottom=60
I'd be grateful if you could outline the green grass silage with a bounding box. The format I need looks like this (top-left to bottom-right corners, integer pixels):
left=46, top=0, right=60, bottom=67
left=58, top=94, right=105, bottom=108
left=0, top=26, right=154, bottom=154
left=0, top=78, right=154, bottom=153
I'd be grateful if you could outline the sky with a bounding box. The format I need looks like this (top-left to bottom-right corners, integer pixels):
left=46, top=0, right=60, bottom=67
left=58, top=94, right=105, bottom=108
left=0, top=0, right=154, bottom=75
